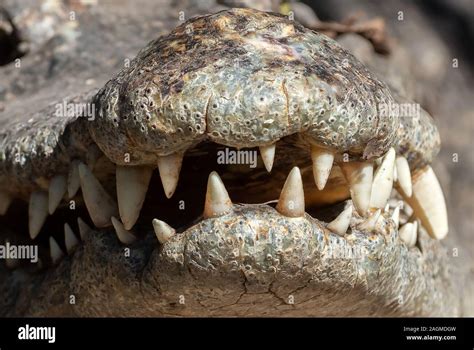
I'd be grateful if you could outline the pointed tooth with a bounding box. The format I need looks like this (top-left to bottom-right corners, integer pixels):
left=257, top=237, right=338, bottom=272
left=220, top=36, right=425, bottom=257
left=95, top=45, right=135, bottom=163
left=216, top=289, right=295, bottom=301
left=327, top=204, right=352, bottom=236
left=259, top=143, right=276, bottom=172
left=78, top=162, right=117, bottom=228
left=384, top=203, right=390, bottom=213
left=393, top=162, right=398, bottom=183
left=369, top=148, right=396, bottom=209
left=77, top=217, right=92, bottom=241
left=111, top=216, right=137, bottom=245
left=67, top=160, right=81, bottom=198
left=340, top=161, right=373, bottom=216
left=157, top=153, right=183, bottom=199
left=48, top=175, right=67, bottom=214
left=29, top=191, right=49, bottom=239
left=395, top=156, right=412, bottom=197
left=399, top=221, right=418, bottom=247
left=0, top=191, right=12, bottom=215
left=203, top=171, right=233, bottom=218
left=64, top=223, right=79, bottom=254
left=116, top=166, right=152, bottom=230
left=391, top=205, right=400, bottom=229
left=358, top=209, right=381, bottom=232
left=311, top=145, right=334, bottom=190
left=49, top=236, right=64, bottom=264
left=402, top=166, right=448, bottom=239
left=276, top=166, right=305, bottom=217
left=152, top=219, right=176, bottom=244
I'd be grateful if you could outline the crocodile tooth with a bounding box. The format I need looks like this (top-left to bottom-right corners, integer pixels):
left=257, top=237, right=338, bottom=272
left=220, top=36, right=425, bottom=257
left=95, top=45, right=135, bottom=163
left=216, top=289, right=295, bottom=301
left=116, top=165, right=152, bottom=230
left=259, top=143, right=276, bottom=172
left=77, top=217, right=92, bottom=240
left=395, top=156, right=412, bottom=197
left=49, top=236, right=64, bottom=264
left=391, top=205, right=400, bottom=229
left=152, top=219, right=176, bottom=244
left=311, top=145, right=334, bottom=190
left=64, top=223, right=80, bottom=254
left=67, top=160, right=81, bottom=198
left=0, top=191, right=12, bottom=215
left=327, top=204, right=352, bottom=236
left=384, top=203, right=390, bottom=213
left=157, top=153, right=183, bottom=198
left=358, top=209, right=381, bottom=232
left=29, top=191, right=49, bottom=239
left=204, top=171, right=233, bottom=218
left=340, top=161, right=373, bottom=216
left=276, top=166, right=305, bottom=217
left=78, top=162, right=117, bottom=228
left=402, top=166, right=448, bottom=239
left=48, top=175, right=67, bottom=214
left=369, top=148, right=395, bottom=209
left=399, top=221, right=418, bottom=247
left=111, top=216, right=137, bottom=245
left=393, top=162, right=398, bottom=183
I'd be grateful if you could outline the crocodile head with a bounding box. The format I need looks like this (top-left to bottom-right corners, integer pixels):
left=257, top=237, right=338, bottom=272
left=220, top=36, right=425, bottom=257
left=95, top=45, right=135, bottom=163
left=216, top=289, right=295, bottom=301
left=0, top=8, right=458, bottom=316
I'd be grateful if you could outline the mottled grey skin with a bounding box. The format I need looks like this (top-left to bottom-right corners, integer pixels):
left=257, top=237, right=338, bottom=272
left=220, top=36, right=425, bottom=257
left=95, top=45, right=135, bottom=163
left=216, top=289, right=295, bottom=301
left=0, top=7, right=463, bottom=316
left=0, top=205, right=458, bottom=316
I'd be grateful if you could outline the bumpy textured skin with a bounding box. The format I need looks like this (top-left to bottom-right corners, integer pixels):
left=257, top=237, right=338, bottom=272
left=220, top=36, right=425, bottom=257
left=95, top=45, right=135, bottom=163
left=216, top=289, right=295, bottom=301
left=0, top=205, right=459, bottom=316
left=90, top=8, right=433, bottom=166
left=0, top=7, right=461, bottom=316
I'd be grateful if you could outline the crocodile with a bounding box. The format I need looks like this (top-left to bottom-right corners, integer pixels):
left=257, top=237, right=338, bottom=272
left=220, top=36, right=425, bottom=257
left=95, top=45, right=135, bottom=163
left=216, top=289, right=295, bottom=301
left=0, top=3, right=468, bottom=316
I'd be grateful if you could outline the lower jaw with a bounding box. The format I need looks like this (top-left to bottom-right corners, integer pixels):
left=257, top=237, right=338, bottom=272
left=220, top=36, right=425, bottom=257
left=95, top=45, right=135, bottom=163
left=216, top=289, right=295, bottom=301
left=1, top=203, right=458, bottom=317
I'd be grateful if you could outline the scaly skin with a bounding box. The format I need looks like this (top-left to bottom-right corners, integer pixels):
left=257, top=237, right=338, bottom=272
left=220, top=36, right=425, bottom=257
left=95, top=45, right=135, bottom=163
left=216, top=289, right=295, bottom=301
left=0, top=6, right=464, bottom=316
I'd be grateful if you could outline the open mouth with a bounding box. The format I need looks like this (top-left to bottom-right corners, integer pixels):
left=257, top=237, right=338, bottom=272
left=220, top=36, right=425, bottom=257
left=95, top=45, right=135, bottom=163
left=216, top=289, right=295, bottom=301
left=0, top=7, right=454, bottom=316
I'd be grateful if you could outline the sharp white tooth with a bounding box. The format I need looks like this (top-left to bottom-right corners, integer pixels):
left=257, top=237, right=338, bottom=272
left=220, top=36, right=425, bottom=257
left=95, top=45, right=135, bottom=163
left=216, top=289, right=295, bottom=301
left=310, top=145, right=334, bottom=190
left=276, top=166, right=305, bottom=217
left=157, top=153, right=183, bottom=198
left=77, top=217, right=92, bottom=241
left=399, top=221, right=418, bottom=247
left=395, top=156, right=412, bottom=197
left=152, top=219, right=176, bottom=244
left=203, top=171, right=233, bottom=218
left=111, top=216, right=137, bottom=245
left=48, top=175, right=67, bottom=214
left=49, top=236, right=64, bottom=264
left=116, top=166, right=152, bottom=230
left=64, top=223, right=79, bottom=254
left=369, top=148, right=396, bottom=209
left=29, top=191, right=49, bottom=239
left=259, top=143, right=276, bottom=172
left=67, top=160, right=81, bottom=198
left=393, top=163, right=398, bottom=183
left=78, top=162, right=117, bottom=228
left=358, top=209, right=381, bottom=232
left=384, top=203, right=390, bottom=213
left=327, top=204, right=352, bottom=236
left=391, top=205, right=401, bottom=229
left=340, top=161, right=373, bottom=216
left=402, top=166, right=448, bottom=239
left=0, top=191, right=12, bottom=215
